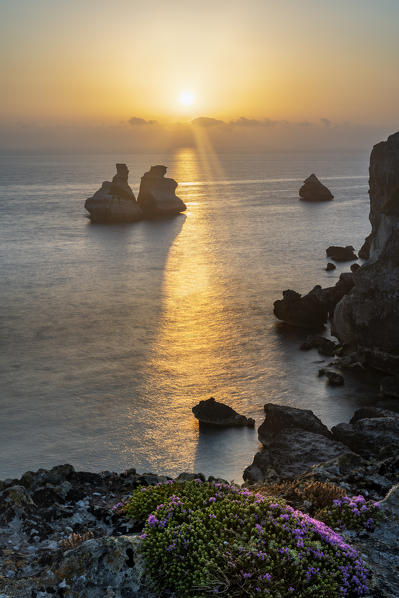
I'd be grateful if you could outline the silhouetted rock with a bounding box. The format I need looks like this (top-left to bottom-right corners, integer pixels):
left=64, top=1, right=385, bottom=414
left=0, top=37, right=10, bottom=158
left=273, top=288, right=328, bottom=328
left=137, top=165, right=186, bottom=217
left=333, top=132, right=399, bottom=373
left=273, top=273, right=354, bottom=328
left=299, top=174, right=333, bottom=202
left=192, top=397, right=255, bottom=427
left=350, top=262, right=361, bottom=272
left=318, top=368, right=344, bottom=386
left=85, top=164, right=143, bottom=223
left=300, top=335, right=338, bottom=356
left=326, top=245, right=358, bottom=262
left=325, top=262, right=336, bottom=271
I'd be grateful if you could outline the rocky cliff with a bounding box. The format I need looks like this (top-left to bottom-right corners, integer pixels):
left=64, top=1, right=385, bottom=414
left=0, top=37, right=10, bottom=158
left=332, top=131, right=399, bottom=373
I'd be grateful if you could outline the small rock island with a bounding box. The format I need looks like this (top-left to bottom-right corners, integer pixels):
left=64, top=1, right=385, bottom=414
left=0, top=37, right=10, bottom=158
left=137, top=165, right=186, bottom=217
left=85, top=164, right=186, bottom=223
left=85, top=163, right=143, bottom=223
left=299, top=173, right=334, bottom=202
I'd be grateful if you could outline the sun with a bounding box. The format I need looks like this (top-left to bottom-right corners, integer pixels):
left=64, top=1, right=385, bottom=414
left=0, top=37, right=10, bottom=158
left=179, top=91, right=195, bottom=106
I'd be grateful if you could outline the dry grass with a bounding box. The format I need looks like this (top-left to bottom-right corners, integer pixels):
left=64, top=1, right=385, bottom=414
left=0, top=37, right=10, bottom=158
left=59, top=530, right=94, bottom=550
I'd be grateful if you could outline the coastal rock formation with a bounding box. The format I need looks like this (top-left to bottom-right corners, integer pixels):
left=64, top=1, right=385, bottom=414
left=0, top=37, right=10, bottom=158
left=273, top=273, right=354, bottom=328
left=333, top=132, right=399, bottom=373
left=326, top=245, right=358, bottom=262
left=299, top=174, right=334, bottom=202
left=85, top=164, right=143, bottom=223
left=192, top=397, right=255, bottom=427
left=137, top=165, right=186, bottom=217
left=380, top=375, right=399, bottom=398
left=326, top=262, right=336, bottom=271
left=359, top=131, right=399, bottom=259
left=332, top=407, right=399, bottom=456
left=243, top=404, right=350, bottom=483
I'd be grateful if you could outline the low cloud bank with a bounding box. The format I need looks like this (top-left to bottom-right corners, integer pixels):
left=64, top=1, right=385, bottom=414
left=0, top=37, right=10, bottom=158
left=0, top=117, right=395, bottom=153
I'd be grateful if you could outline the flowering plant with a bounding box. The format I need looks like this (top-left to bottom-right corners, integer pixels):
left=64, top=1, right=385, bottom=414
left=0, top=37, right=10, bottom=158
left=125, top=480, right=370, bottom=596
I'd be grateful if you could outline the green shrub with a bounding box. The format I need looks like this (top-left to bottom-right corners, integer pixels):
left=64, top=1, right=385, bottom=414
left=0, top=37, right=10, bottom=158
left=316, top=495, right=381, bottom=531
left=125, top=480, right=370, bottom=597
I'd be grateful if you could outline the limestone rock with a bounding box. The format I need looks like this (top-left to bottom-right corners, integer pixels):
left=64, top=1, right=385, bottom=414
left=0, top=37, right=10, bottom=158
left=244, top=429, right=350, bottom=483
left=332, top=409, right=399, bottom=457
left=258, top=403, right=332, bottom=443
left=333, top=132, right=399, bottom=373
left=51, top=535, right=154, bottom=598
left=326, top=245, right=358, bottom=262
left=299, top=174, right=333, bottom=202
left=192, top=397, right=255, bottom=427
left=85, top=164, right=143, bottom=223
left=137, top=165, right=186, bottom=217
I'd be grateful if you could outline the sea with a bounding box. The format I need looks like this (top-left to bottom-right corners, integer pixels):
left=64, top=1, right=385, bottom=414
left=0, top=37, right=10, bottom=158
left=0, top=149, right=387, bottom=481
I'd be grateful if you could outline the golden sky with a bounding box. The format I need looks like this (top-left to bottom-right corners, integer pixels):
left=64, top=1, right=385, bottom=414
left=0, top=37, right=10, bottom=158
left=1, top=0, right=398, bottom=127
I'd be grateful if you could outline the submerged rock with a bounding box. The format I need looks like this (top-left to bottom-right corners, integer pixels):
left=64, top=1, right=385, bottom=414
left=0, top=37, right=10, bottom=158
left=85, top=164, right=143, bottom=223
left=318, top=368, right=345, bottom=386
left=137, top=165, right=186, bottom=217
left=333, top=132, right=399, bottom=373
left=299, top=174, right=333, bottom=202
left=325, top=262, right=336, bottom=271
left=192, top=397, right=255, bottom=427
left=326, top=245, right=358, bottom=262
left=300, top=335, right=338, bottom=356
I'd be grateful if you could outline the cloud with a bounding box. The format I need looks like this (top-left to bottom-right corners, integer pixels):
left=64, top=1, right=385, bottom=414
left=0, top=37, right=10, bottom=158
left=128, top=117, right=158, bottom=126
left=321, top=118, right=332, bottom=127
left=229, top=116, right=280, bottom=127
left=191, top=116, right=225, bottom=127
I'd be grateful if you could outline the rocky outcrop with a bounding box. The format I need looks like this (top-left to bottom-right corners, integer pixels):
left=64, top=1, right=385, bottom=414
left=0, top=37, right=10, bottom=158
left=243, top=404, right=350, bottom=484
left=137, top=165, right=186, bottom=217
left=318, top=368, right=345, bottom=386
left=299, top=174, right=333, bottom=202
left=273, top=273, right=354, bottom=328
left=333, top=132, right=399, bottom=373
left=244, top=404, right=399, bottom=493
left=85, top=164, right=143, bottom=223
left=192, top=397, right=255, bottom=427
left=359, top=131, right=399, bottom=259
left=326, top=245, right=358, bottom=262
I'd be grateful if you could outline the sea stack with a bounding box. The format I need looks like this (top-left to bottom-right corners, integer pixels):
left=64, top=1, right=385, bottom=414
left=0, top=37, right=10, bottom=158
left=137, top=165, right=186, bottom=217
left=299, top=174, right=334, bottom=202
left=85, top=164, right=143, bottom=223
left=333, top=131, right=399, bottom=373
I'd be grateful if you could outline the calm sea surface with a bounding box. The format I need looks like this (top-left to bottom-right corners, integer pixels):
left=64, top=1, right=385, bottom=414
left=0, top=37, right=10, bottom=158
left=0, top=149, right=385, bottom=481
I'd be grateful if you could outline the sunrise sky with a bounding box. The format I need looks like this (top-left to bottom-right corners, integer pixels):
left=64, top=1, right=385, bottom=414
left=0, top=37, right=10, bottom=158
left=1, top=0, right=398, bottom=151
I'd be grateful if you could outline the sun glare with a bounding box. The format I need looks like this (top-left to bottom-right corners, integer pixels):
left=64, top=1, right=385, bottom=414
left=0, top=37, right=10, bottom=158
left=179, top=91, right=195, bottom=106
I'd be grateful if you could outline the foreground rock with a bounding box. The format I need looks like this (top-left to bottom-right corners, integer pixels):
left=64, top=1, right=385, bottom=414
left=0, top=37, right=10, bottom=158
left=299, top=173, right=334, bottom=201
left=326, top=245, right=358, bottom=262
left=137, top=165, right=186, bottom=217
left=85, top=164, right=143, bottom=223
left=273, top=273, right=354, bottom=328
left=192, top=397, right=255, bottom=427
left=244, top=404, right=350, bottom=483
left=244, top=404, right=399, bottom=493
left=333, top=132, right=399, bottom=374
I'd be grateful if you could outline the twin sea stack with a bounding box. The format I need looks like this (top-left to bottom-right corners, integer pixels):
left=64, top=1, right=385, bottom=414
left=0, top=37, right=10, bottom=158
left=85, top=163, right=186, bottom=223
